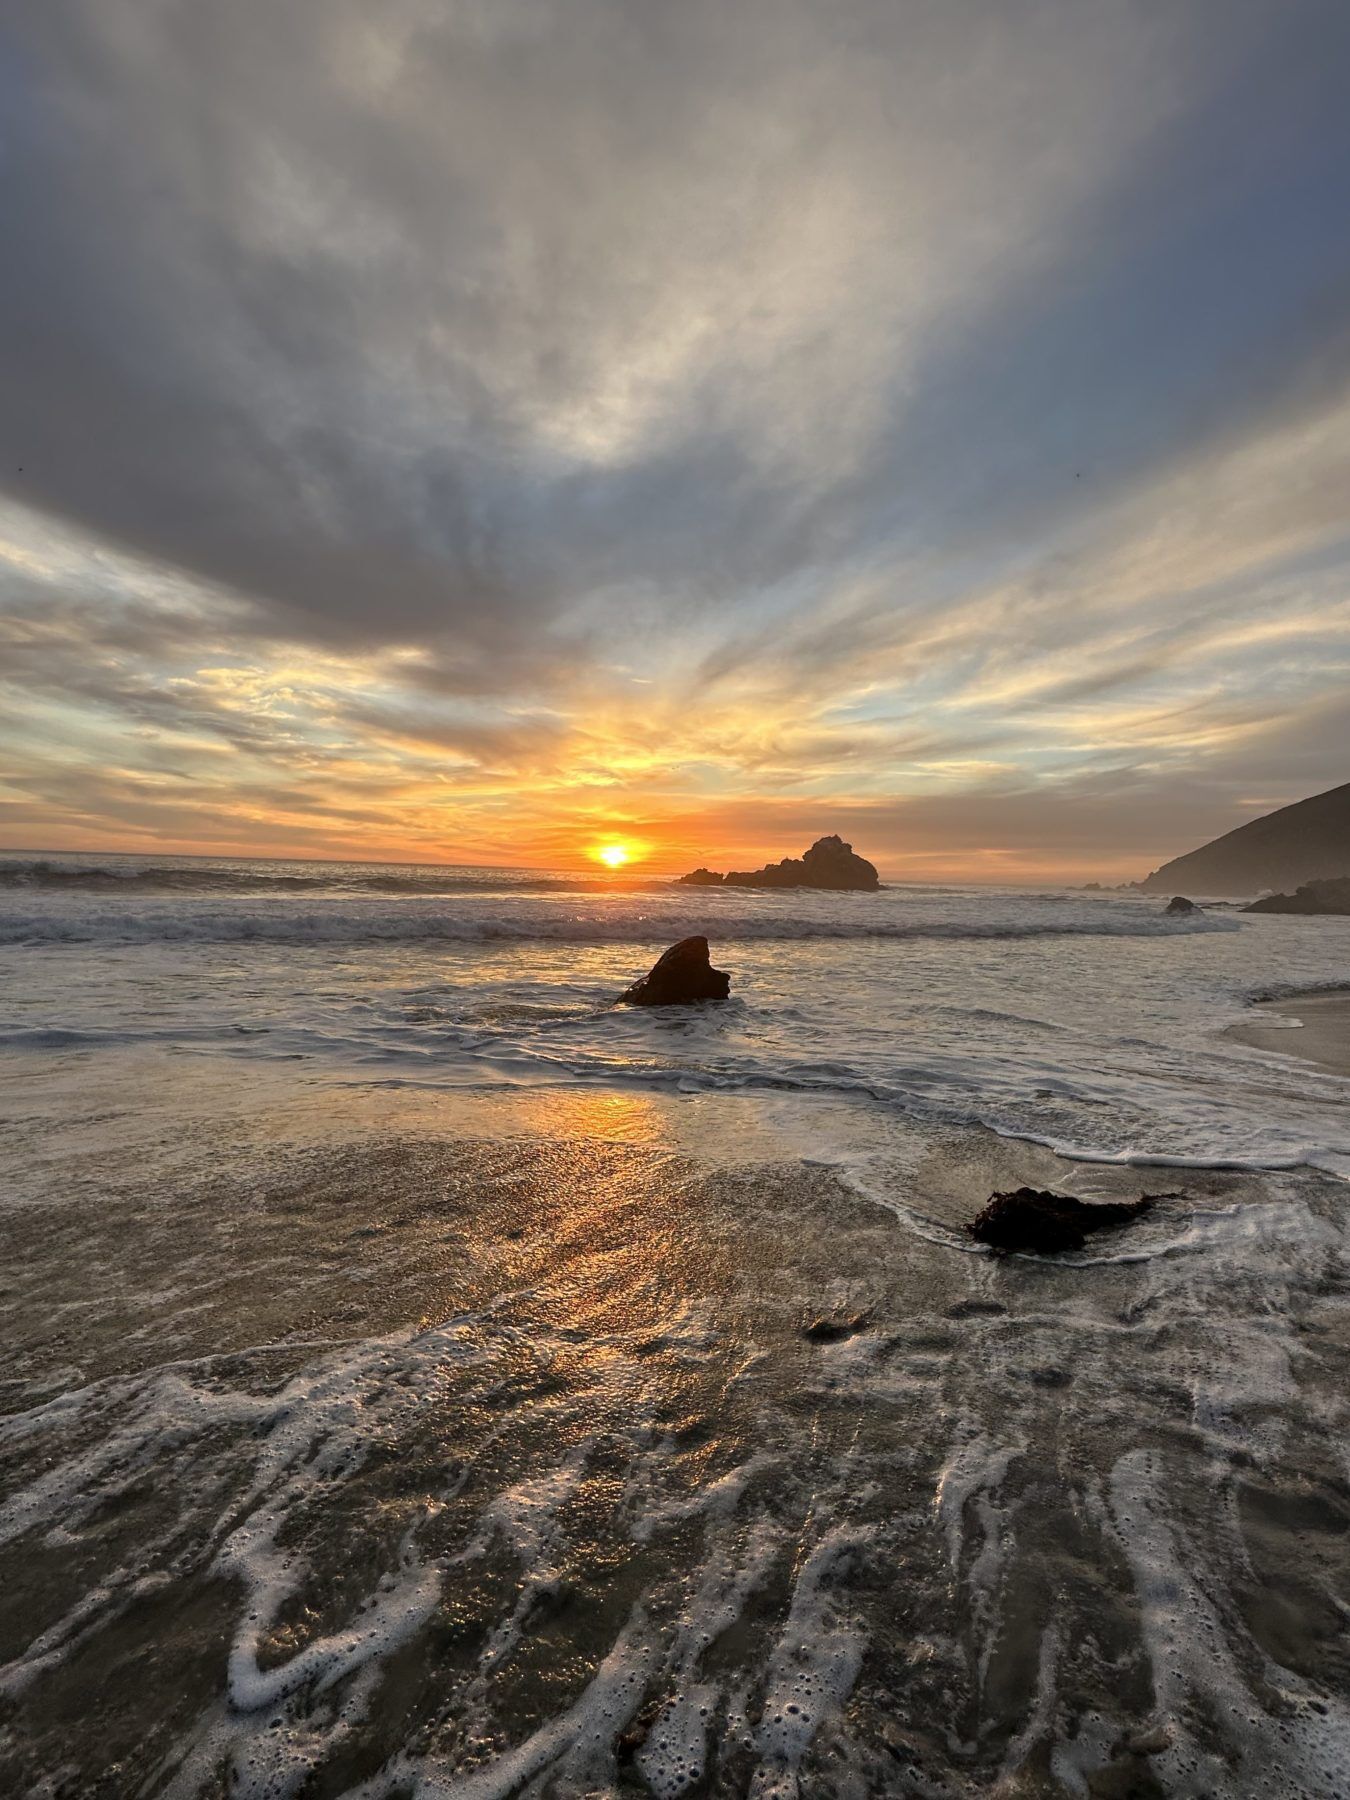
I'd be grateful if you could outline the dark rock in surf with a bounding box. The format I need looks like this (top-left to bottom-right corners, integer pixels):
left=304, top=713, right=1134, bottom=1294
left=618, top=936, right=731, bottom=1006
left=803, top=1310, right=871, bottom=1343
left=1244, top=876, right=1350, bottom=916
left=677, top=867, right=725, bottom=886
left=616, top=1696, right=665, bottom=1760
left=1165, top=895, right=1198, bottom=915
left=967, top=1187, right=1157, bottom=1255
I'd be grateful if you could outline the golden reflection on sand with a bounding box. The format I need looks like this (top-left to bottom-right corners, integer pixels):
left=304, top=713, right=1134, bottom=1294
left=512, top=1087, right=671, bottom=1147
left=387, top=1101, right=701, bottom=1361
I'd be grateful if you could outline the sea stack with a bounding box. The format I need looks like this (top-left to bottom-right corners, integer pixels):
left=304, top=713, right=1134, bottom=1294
left=618, top=936, right=731, bottom=1006
left=677, top=834, right=880, bottom=891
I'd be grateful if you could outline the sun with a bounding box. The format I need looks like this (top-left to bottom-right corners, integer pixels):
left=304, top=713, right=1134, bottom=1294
left=595, top=843, right=630, bottom=869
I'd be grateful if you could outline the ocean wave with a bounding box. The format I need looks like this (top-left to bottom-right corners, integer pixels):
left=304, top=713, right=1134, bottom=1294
left=358, top=1047, right=1347, bottom=1176
left=0, top=858, right=662, bottom=897
left=1244, top=978, right=1350, bottom=1004
left=0, top=903, right=1240, bottom=948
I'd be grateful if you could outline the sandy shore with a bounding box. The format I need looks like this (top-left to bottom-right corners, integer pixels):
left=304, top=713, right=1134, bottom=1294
left=1228, top=987, right=1350, bottom=1077
left=4, top=1050, right=1349, bottom=1795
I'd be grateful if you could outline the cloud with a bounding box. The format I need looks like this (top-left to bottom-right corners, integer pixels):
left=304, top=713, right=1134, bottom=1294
left=0, top=1, right=1203, bottom=638
left=4, top=1, right=1350, bottom=873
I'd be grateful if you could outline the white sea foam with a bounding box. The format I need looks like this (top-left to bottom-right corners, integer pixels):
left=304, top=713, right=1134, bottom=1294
left=631, top=1453, right=779, bottom=1544
left=3, top=1096, right=1348, bottom=1797
left=935, top=1433, right=1024, bottom=1573
left=0, top=1322, right=490, bottom=1749
left=1108, top=1450, right=1350, bottom=1799
left=0, top=897, right=1239, bottom=947
left=635, top=1521, right=781, bottom=1798
left=4, top=857, right=1350, bottom=1178
left=398, top=1618, right=659, bottom=1800
left=747, top=1526, right=873, bottom=1798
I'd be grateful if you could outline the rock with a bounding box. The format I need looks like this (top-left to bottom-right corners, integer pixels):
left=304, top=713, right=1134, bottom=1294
left=1244, top=877, right=1350, bottom=915
left=967, top=1187, right=1161, bottom=1255
left=618, top=936, right=731, bottom=1006
left=1164, top=895, right=1198, bottom=914
left=679, top=834, right=880, bottom=891
left=802, top=1310, right=871, bottom=1343
left=615, top=1694, right=664, bottom=1760
left=1126, top=1722, right=1175, bottom=1756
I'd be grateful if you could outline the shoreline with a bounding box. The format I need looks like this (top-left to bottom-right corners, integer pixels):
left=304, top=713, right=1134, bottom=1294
left=1227, top=987, right=1350, bottom=1078
left=3, top=1057, right=1343, bottom=1795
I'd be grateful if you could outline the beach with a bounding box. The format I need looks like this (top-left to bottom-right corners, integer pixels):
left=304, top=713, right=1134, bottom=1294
left=1227, top=988, right=1350, bottom=1079
left=11, top=0, right=1350, bottom=1788
left=2, top=855, right=1350, bottom=1796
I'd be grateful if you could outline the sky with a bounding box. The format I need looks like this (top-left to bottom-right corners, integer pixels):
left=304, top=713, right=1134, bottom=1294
left=3, top=0, right=1350, bottom=882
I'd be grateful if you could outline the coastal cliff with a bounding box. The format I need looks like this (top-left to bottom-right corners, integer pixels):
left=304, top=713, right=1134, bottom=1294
left=1139, top=780, right=1350, bottom=895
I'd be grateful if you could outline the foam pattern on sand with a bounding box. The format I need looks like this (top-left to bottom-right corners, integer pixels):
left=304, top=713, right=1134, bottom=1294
left=2, top=1126, right=1349, bottom=1797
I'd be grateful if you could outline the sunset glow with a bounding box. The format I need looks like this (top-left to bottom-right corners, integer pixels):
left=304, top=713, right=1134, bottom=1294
left=7, top=11, right=1350, bottom=1794
left=3, top=3, right=1350, bottom=885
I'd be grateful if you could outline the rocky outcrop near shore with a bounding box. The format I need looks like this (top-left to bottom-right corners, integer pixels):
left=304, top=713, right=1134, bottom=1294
left=677, top=834, right=879, bottom=891
left=968, top=1187, right=1158, bottom=1254
left=618, top=936, right=731, bottom=1005
left=1244, top=877, right=1350, bottom=915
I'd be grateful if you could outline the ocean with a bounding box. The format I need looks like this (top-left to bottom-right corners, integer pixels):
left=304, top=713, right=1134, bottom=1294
left=5, top=850, right=1350, bottom=1172
left=2, top=851, right=1349, bottom=1797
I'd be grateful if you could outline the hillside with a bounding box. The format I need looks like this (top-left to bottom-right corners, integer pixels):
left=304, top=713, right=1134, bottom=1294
left=1139, top=780, right=1350, bottom=896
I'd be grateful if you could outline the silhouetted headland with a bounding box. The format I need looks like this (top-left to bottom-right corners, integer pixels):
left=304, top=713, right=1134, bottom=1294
left=1139, top=779, right=1350, bottom=895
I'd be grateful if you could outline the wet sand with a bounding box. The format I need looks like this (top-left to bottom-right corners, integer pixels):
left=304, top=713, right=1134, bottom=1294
left=2, top=1054, right=1349, bottom=1797
left=1228, top=988, right=1350, bottom=1078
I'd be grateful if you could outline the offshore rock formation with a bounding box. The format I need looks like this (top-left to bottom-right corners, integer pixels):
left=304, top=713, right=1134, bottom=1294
left=618, top=936, right=731, bottom=1006
left=1139, top=779, right=1350, bottom=896
left=1164, top=895, right=1198, bottom=915
left=1244, top=877, right=1350, bottom=916
left=968, top=1187, right=1157, bottom=1255
left=677, top=834, right=880, bottom=891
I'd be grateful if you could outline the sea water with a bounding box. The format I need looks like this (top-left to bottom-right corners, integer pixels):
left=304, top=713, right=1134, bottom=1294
left=2, top=852, right=1348, bottom=1797
left=3, top=851, right=1349, bottom=1173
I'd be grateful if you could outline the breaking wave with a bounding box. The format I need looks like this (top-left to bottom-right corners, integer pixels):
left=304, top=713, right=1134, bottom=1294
left=0, top=900, right=1238, bottom=949
left=0, top=858, right=657, bottom=897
